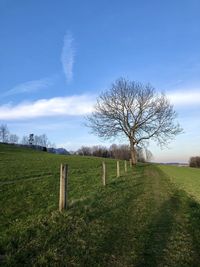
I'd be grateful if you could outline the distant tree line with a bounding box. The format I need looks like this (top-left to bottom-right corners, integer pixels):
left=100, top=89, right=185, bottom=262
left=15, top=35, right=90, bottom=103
left=21, top=133, right=53, bottom=148
left=0, top=124, right=153, bottom=161
left=189, top=156, right=200, bottom=168
left=0, top=124, right=76, bottom=156
left=76, top=144, right=153, bottom=162
left=0, top=124, right=19, bottom=144
left=0, top=124, right=54, bottom=149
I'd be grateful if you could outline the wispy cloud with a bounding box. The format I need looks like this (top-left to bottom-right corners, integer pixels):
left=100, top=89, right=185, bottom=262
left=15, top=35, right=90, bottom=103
left=167, top=89, right=200, bottom=106
left=2, top=88, right=199, bottom=121
left=0, top=95, right=95, bottom=120
left=2, top=77, right=53, bottom=97
left=61, top=32, right=75, bottom=82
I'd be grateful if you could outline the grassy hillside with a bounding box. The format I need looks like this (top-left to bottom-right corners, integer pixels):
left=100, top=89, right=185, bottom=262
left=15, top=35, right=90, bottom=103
left=1, top=144, right=200, bottom=266
left=0, top=143, right=129, bottom=265
left=0, top=143, right=121, bottom=230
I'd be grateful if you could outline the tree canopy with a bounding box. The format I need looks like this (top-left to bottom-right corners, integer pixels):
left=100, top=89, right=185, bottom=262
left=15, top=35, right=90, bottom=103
left=87, top=78, right=183, bottom=164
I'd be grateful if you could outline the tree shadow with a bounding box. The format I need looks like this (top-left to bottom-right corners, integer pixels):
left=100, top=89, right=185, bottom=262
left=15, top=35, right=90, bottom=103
left=183, top=195, right=200, bottom=266
left=72, top=174, right=200, bottom=267
left=136, top=193, right=181, bottom=267
left=136, top=189, right=200, bottom=267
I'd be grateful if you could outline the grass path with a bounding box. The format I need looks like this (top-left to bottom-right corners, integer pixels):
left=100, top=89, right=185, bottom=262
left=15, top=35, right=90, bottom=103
left=2, top=163, right=200, bottom=266
left=139, top=165, right=198, bottom=267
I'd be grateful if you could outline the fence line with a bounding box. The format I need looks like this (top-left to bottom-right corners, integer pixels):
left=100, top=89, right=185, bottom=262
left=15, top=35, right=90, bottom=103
left=58, top=159, right=132, bottom=210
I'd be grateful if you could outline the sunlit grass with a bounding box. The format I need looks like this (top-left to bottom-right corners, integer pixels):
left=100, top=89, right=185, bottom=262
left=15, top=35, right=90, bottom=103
left=158, top=165, right=200, bottom=201
left=1, top=144, right=200, bottom=266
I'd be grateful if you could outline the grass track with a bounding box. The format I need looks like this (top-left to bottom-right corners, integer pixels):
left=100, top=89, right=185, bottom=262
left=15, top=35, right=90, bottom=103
left=1, top=144, right=200, bottom=266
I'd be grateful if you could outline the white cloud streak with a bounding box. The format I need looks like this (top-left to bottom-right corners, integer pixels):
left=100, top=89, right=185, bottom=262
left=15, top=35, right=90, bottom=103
left=61, top=32, right=74, bottom=82
left=2, top=78, right=52, bottom=97
left=1, top=89, right=199, bottom=121
left=167, top=90, right=200, bottom=106
left=0, top=95, right=95, bottom=120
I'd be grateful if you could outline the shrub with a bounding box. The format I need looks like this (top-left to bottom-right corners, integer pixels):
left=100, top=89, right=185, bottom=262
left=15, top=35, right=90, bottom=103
left=189, top=156, right=200, bottom=168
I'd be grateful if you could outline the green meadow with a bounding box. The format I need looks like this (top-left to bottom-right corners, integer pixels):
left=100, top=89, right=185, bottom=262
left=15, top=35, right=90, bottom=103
left=159, top=164, right=200, bottom=202
left=1, top=144, right=200, bottom=266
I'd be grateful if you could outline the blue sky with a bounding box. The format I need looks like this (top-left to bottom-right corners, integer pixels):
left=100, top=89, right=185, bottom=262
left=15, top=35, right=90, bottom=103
left=0, top=0, right=200, bottom=162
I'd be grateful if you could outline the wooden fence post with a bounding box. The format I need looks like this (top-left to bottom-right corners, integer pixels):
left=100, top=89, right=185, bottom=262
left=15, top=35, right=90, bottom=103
left=102, top=161, right=106, bottom=186
left=117, top=161, right=120, bottom=177
left=124, top=160, right=127, bottom=172
left=129, top=159, right=132, bottom=168
left=59, top=164, right=68, bottom=211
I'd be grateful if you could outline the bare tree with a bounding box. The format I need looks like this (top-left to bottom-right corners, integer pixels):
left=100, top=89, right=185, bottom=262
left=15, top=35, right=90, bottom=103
left=87, top=78, right=182, bottom=165
left=91, top=145, right=109, bottom=158
left=34, top=134, right=48, bottom=147
left=145, top=148, right=153, bottom=162
left=77, top=146, right=92, bottom=156
left=21, top=135, right=29, bottom=145
left=28, top=134, right=34, bottom=145
left=9, top=134, right=19, bottom=144
left=39, top=134, right=48, bottom=147
left=20, top=133, right=50, bottom=148
left=110, top=144, right=130, bottom=160
left=0, top=124, right=9, bottom=143
left=137, top=146, right=146, bottom=163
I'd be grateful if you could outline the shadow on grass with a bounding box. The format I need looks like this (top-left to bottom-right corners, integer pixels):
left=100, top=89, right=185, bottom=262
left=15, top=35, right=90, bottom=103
left=80, top=166, right=200, bottom=267
left=137, top=193, right=181, bottom=267
left=136, top=165, right=200, bottom=267
left=184, top=195, right=200, bottom=266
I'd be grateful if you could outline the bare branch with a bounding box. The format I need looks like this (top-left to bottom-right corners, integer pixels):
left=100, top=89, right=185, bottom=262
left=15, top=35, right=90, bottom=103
left=86, top=78, right=183, bottom=164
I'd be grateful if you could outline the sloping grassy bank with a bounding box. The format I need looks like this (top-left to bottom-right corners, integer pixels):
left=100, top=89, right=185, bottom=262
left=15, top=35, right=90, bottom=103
left=1, top=145, right=200, bottom=266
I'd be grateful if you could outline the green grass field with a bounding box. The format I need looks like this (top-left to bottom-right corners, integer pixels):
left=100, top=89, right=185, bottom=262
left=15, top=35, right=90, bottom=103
left=1, top=144, right=200, bottom=266
left=159, top=164, right=200, bottom=202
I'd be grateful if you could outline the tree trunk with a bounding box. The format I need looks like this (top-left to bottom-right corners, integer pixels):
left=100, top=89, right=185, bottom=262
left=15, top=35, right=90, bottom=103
left=130, top=141, right=137, bottom=165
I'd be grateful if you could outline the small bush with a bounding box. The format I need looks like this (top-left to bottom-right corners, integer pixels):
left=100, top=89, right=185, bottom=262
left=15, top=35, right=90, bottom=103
left=189, top=156, right=200, bottom=168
